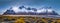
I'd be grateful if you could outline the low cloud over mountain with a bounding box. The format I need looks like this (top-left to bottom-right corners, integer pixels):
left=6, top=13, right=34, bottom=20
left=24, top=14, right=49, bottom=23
left=3, top=6, right=58, bottom=15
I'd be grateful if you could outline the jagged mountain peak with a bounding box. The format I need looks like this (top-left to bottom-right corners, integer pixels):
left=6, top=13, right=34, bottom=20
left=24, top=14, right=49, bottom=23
left=3, top=7, right=16, bottom=15
left=19, top=6, right=25, bottom=9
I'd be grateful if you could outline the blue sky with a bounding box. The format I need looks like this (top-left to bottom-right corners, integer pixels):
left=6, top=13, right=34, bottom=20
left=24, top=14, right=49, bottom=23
left=0, top=0, right=60, bottom=15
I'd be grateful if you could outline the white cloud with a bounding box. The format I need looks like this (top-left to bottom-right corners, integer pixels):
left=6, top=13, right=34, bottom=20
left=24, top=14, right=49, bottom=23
left=47, top=9, right=53, bottom=13
left=12, top=7, right=20, bottom=12
left=12, top=6, right=53, bottom=13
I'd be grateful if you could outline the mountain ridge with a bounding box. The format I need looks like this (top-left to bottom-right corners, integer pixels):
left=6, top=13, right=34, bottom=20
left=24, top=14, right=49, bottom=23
left=3, top=6, right=58, bottom=15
